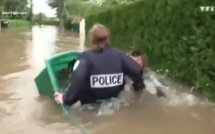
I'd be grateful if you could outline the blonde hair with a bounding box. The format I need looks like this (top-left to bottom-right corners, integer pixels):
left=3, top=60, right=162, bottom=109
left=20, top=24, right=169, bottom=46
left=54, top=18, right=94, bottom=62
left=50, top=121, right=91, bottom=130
left=88, top=24, right=110, bottom=52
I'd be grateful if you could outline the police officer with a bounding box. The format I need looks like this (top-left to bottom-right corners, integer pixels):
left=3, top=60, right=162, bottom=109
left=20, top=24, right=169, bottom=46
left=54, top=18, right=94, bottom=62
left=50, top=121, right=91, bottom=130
left=54, top=24, right=145, bottom=106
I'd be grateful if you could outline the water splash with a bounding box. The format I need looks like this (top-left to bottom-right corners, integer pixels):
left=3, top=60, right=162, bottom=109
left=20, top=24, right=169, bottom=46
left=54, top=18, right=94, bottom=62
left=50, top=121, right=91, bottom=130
left=71, top=97, right=130, bottom=116
left=144, top=71, right=200, bottom=107
left=69, top=70, right=212, bottom=118
left=96, top=98, right=130, bottom=116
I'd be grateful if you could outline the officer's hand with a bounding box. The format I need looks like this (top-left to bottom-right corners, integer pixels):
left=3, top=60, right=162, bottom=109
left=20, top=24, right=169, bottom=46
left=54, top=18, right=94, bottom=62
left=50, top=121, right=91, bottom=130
left=132, top=82, right=145, bottom=101
left=54, top=93, right=64, bottom=104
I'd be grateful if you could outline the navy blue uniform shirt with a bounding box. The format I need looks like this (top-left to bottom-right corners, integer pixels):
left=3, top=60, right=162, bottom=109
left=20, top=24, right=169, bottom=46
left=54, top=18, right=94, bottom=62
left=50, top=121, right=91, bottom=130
left=63, top=46, right=144, bottom=106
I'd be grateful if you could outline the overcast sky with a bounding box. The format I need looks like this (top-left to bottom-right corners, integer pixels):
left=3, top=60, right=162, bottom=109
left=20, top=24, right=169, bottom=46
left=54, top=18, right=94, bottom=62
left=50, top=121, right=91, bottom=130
left=33, top=0, right=56, bottom=17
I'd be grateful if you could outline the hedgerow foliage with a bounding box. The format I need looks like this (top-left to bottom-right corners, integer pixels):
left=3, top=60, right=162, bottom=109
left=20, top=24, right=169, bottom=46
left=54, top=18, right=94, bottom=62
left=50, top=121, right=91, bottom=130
left=86, top=0, right=215, bottom=100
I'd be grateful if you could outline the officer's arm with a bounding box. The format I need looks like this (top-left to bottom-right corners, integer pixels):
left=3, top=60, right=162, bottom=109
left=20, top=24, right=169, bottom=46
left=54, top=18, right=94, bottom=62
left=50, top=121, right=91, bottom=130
left=120, top=51, right=145, bottom=91
left=62, top=57, right=90, bottom=106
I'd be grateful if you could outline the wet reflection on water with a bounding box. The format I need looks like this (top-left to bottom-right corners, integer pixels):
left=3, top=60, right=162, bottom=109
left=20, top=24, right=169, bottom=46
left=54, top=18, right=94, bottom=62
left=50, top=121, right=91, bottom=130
left=0, top=26, right=82, bottom=134
left=0, top=26, right=215, bottom=134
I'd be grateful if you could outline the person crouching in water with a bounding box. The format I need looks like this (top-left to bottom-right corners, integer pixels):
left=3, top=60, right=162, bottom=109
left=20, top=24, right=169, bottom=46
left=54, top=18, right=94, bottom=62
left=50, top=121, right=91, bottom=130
left=128, top=50, right=145, bottom=72
left=128, top=50, right=166, bottom=97
left=54, top=24, right=145, bottom=106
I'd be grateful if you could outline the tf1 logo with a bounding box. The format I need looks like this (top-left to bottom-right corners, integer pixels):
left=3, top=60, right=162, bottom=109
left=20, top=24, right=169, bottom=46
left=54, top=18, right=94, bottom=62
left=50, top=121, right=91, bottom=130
left=200, top=6, right=214, bottom=12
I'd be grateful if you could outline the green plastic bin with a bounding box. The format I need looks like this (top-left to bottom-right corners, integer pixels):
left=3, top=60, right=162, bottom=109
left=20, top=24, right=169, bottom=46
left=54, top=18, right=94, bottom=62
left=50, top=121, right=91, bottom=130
left=71, top=23, right=80, bottom=33
left=35, top=51, right=90, bottom=134
left=34, top=51, right=81, bottom=99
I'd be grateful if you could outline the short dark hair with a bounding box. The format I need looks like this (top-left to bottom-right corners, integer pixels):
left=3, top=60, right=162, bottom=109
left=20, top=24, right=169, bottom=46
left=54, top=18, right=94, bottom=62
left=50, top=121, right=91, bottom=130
left=131, top=50, right=141, bottom=56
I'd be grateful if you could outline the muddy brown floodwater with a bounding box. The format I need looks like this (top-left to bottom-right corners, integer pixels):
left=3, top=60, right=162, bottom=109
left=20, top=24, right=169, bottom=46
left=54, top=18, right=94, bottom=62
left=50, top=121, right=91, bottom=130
left=0, top=26, right=215, bottom=134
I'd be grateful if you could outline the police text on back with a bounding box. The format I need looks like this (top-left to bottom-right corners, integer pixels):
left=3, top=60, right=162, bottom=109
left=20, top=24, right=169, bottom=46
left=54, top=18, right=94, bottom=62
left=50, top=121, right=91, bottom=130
left=90, top=73, right=123, bottom=88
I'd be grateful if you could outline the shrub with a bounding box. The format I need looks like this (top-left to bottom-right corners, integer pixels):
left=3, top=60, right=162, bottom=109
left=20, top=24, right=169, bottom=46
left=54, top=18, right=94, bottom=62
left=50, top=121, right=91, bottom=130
left=8, top=19, right=31, bottom=27
left=86, top=0, right=215, bottom=100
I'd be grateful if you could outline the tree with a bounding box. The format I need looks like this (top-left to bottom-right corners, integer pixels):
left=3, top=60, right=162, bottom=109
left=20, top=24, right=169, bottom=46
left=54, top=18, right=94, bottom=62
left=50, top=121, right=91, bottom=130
left=46, top=0, right=137, bottom=29
left=47, top=0, right=136, bottom=18
left=0, top=0, right=4, bottom=18
left=0, top=0, right=30, bottom=19
left=26, top=0, right=33, bottom=21
left=32, top=12, right=48, bottom=24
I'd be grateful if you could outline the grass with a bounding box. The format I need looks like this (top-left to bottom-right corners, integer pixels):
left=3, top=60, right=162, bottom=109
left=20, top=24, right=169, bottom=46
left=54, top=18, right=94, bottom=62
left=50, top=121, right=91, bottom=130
left=7, top=19, right=31, bottom=28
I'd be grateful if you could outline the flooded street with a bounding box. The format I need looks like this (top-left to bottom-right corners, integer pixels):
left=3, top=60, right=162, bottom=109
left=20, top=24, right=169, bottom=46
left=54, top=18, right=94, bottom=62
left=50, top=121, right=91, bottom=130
left=0, top=26, right=215, bottom=134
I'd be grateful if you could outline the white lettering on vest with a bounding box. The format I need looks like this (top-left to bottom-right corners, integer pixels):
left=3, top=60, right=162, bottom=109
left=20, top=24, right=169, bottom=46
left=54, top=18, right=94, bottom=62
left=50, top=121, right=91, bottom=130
left=90, top=73, right=123, bottom=88
left=73, top=60, right=80, bottom=71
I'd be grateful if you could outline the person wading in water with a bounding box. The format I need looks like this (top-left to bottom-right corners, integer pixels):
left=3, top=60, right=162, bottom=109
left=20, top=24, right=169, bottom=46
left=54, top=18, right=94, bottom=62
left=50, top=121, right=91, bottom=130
left=54, top=24, right=145, bottom=106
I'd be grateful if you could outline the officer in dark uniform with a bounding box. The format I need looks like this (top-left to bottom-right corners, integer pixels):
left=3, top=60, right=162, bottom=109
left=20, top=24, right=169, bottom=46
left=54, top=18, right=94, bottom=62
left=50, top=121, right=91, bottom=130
left=54, top=24, right=145, bottom=106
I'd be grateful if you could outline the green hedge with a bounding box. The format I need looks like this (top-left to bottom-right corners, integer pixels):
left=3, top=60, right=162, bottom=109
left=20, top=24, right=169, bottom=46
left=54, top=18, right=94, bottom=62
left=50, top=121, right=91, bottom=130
left=8, top=19, right=31, bottom=27
left=86, top=0, right=215, bottom=100
left=41, top=20, right=60, bottom=25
